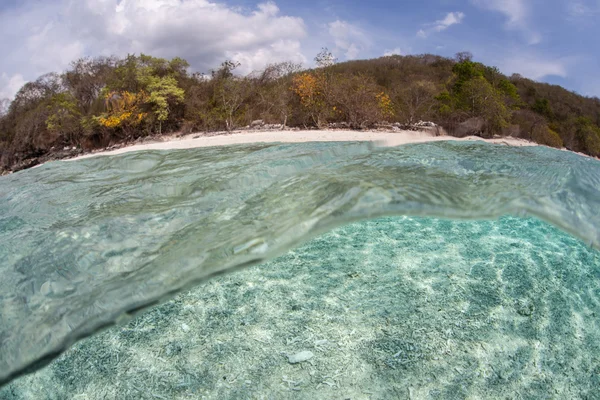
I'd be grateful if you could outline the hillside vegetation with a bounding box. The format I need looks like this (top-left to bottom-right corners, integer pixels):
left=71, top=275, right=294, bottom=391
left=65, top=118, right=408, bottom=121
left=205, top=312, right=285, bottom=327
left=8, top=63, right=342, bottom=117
left=1, top=50, right=599, bottom=171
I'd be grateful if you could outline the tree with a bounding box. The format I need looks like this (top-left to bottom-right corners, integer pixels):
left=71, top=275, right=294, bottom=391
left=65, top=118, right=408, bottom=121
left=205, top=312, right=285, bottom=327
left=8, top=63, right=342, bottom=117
left=575, top=118, right=600, bottom=156
left=211, top=60, right=240, bottom=80
left=45, top=93, right=82, bottom=145
left=461, top=76, right=511, bottom=136
left=210, top=61, right=250, bottom=131
left=219, top=78, right=250, bottom=131
left=497, top=79, right=521, bottom=107
left=512, top=109, right=547, bottom=141
left=94, top=91, right=148, bottom=138
left=4, top=50, right=600, bottom=172
left=484, top=66, right=502, bottom=88
left=452, top=59, right=484, bottom=94
left=107, top=54, right=143, bottom=93
left=63, top=57, right=117, bottom=115
left=329, top=73, right=392, bottom=128
left=291, top=72, right=327, bottom=126
left=146, top=76, right=185, bottom=134
left=395, top=80, right=439, bottom=123
left=315, top=48, right=337, bottom=68
left=183, top=77, right=218, bottom=132
left=0, top=73, right=66, bottom=158
left=253, top=62, right=302, bottom=127
left=533, top=98, right=554, bottom=119
left=532, top=125, right=563, bottom=148
left=10, top=73, right=64, bottom=115
left=455, top=51, right=473, bottom=63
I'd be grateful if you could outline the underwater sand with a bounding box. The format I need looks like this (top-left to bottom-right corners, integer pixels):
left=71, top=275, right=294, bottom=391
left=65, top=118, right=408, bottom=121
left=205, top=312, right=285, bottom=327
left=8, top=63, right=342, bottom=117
left=2, top=216, right=599, bottom=399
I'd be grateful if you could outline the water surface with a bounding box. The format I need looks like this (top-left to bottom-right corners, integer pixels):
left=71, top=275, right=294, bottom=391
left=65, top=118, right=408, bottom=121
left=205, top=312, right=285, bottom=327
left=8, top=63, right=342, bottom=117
left=0, top=141, right=599, bottom=387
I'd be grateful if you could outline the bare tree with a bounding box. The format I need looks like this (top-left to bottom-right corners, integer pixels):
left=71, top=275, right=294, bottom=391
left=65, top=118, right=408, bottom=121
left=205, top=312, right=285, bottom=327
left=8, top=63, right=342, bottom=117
left=218, top=78, right=250, bottom=131
left=11, top=73, right=64, bottom=114
left=315, top=48, right=337, bottom=68
left=63, top=56, right=117, bottom=114
left=254, top=62, right=302, bottom=127
left=512, top=109, right=547, bottom=141
left=329, top=74, right=386, bottom=128
left=455, top=51, right=473, bottom=63
left=395, top=80, right=438, bottom=123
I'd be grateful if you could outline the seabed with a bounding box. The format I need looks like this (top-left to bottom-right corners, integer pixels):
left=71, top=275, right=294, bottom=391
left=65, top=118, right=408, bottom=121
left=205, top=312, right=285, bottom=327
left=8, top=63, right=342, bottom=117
left=2, top=216, right=599, bottom=399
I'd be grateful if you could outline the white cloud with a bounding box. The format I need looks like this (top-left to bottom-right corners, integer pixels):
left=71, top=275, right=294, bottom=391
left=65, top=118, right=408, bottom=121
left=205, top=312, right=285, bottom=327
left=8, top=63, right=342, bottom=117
left=476, top=0, right=526, bottom=26
left=433, top=12, right=465, bottom=32
left=0, top=73, right=27, bottom=100
left=226, top=39, right=306, bottom=74
left=417, top=12, right=465, bottom=38
left=500, top=55, right=568, bottom=80
left=383, top=47, right=402, bottom=56
left=0, top=0, right=307, bottom=98
left=328, top=20, right=369, bottom=60
left=471, top=0, right=541, bottom=44
left=567, top=0, right=600, bottom=17
left=345, top=43, right=360, bottom=60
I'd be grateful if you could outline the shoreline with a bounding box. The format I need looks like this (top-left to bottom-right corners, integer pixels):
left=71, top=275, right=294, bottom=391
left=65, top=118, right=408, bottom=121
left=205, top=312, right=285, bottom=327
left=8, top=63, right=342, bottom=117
left=68, top=129, right=538, bottom=162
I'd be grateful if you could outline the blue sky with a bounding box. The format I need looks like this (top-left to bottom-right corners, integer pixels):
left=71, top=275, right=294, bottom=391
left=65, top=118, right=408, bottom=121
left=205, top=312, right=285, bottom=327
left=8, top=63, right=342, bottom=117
left=1, top=0, right=599, bottom=99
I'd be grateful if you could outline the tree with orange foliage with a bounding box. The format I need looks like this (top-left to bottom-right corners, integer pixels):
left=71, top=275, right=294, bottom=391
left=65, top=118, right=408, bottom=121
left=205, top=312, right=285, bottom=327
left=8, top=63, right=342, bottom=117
left=291, top=72, right=327, bottom=126
left=94, top=90, right=148, bottom=137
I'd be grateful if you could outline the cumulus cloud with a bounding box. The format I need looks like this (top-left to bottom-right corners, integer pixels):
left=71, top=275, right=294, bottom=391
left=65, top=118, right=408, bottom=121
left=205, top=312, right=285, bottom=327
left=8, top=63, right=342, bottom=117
left=0, top=73, right=27, bottom=100
left=417, top=12, right=465, bottom=38
left=383, top=48, right=402, bottom=56
left=0, top=0, right=307, bottom=98
left=471, top=0, right=541, bottom=44
left=328, top=20, right=369, bottom=60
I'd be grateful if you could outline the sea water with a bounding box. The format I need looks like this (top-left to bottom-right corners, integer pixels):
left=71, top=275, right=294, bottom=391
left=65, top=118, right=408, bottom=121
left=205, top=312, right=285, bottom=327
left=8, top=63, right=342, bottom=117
left=0, top=141, right=599, bottom=398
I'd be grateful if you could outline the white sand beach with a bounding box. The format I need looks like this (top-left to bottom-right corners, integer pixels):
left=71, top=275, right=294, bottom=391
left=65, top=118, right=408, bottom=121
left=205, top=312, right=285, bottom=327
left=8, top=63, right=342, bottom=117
left=69, top=129, right=537, bottom=161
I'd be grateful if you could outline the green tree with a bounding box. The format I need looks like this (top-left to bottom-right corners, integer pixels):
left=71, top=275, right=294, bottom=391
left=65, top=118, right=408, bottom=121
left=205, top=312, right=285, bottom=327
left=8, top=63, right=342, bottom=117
left=575, top=117, right=600, bottom=156
left=496, top=79, right=521, bottom=112
left=461, top=76, right=511, bottom=136
left=45, top=93, right=82, bottom=145
left=533, top=98, right=554, bottom=119
left=146, top=76, right=185, bottom=134
left=452, top=59, right=484, bottom=93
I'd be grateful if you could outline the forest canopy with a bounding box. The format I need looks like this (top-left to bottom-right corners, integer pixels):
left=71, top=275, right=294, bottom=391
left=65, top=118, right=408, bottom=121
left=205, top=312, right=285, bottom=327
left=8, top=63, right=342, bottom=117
left=1, top=50, right=599, bottom=171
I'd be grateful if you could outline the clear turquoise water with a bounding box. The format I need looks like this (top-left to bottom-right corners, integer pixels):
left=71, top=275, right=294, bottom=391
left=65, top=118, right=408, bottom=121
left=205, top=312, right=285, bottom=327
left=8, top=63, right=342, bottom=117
left=2, top=216, right=600, bottom=399
left=0, top=141, right=599, bottom=390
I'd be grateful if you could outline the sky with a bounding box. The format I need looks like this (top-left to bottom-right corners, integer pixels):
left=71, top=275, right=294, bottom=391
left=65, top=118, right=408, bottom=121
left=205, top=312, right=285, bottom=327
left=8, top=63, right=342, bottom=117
left=1, top=0, right=599, bottom=100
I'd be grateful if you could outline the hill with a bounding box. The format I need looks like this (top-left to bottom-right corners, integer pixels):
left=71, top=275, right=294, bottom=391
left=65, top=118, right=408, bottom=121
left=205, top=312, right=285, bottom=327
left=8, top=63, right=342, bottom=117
left=1, top=51, right=599, bottom=172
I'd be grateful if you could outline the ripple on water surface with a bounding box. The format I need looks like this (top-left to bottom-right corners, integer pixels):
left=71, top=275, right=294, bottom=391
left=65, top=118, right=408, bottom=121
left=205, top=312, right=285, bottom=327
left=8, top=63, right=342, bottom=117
left=0, top=141, right=599, bottom=393
left=2, top=216, right=599, bottom=399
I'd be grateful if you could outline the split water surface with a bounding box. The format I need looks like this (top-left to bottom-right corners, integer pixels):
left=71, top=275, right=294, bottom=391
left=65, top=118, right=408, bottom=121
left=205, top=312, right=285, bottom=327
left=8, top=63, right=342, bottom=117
left=1, top=141, right=599, bottom=398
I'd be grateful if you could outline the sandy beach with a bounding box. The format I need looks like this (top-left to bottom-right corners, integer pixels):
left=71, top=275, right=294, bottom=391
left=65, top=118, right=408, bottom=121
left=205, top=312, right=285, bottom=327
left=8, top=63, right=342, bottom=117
left=69, top=129, right=537, bottom=161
